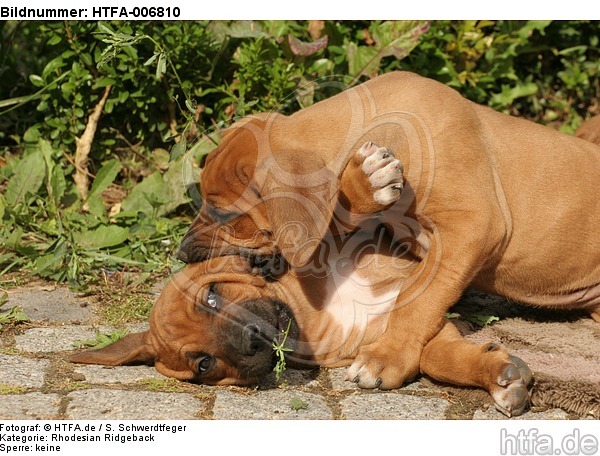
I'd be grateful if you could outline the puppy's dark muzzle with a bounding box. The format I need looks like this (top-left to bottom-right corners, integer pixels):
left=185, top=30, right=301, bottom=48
left=178, top=231, right=239, bottom=263
left=177, top=237, right=209, bottom=263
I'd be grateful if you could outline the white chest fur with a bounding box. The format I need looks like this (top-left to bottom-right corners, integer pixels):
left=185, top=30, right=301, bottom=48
left=320, top=242, right=403, bottom=347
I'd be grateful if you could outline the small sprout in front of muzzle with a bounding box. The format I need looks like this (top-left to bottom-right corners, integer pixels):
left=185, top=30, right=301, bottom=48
left=272, top=319, right=293, bottom=382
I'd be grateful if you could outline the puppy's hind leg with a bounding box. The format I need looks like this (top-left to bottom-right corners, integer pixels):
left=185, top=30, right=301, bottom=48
left=420, top=321, right=533, bottom=417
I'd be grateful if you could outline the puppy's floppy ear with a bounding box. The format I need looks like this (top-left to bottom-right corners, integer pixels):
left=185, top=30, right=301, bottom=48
left=257, top=152, right=340, bottom=268
left=69, top=332, right=156, bottom=366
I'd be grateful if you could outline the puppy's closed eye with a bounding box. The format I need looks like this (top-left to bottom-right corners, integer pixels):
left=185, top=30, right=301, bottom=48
left=205, top=202, right=239, bottom=223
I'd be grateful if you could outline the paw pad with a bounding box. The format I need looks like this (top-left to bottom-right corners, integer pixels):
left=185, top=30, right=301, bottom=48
left=492, top=356, right=533, bottom=417
left=357, top=141, right=404, bottom=206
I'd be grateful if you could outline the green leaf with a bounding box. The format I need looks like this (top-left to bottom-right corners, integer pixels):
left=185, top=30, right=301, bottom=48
left=97, top=23, right=116, bottom=36
left=290, top=397, right=309, bottom=411
left=39, top=139, right=54, bottom=176
left=73, top=328, right=129, bottom=350
left=42, top=55, right=65, bottom=79
left=73, top=225, right=130, bottom=249
left=0, top=307, right=28, bottom=325
left=518, top=20, right=552, bottom=39
left=88, top=159, right=121, bottom=199
left=47, top=34, right=62, bottom=46
left=121, top=172, right=166, bottom=216
left=121, top=156, right=195, bottom=217
left=34, top=253, right=64, bottom=275
left=0, top=306, right=29, bottom=329
left=161, top=156, right=195, bottom=215
left=490, top=82, right=538, bottom=109
left=144, top=53, right=159, bottom=66
left=347, top=42, right=378, bottom=78
left=170, top=137, right=187, bottom=161
left=348, top=21, right=429, bottom=78
left=92, top=77, right=116, bottom=89
left=152, top=148, right=170, bottom=169
left=465, top=315, right=500, bottom=327
left=29, top=75, right=44, bottom=87
left=185, top=99, right=196, bottom=114
left=50, top=165, right=67, bottom=206
left=207, top=21, right=269, bottom=39
left=81, top=251, right=144, bottom=267
left=39, top=140, right=57, bottom=210
left=446, top=312, right=500, bottom=327
left=6, top=226, right=23, bottom=251
left=86, top=195, right=106, bottom=217
left=23, top=127, right=41, bottom=143
left=61, top=82, right=76, bottom=97
left=4, top=150, right=46, bottom=205
left=156, top=53, right=167, bottom=79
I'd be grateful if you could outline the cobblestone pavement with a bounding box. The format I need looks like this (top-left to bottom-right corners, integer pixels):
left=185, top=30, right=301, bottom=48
left=0, top=283, right=577, bottom=420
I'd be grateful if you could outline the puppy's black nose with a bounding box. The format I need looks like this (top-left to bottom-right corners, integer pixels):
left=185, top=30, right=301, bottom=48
left=242, top=324, right=267, bottom=356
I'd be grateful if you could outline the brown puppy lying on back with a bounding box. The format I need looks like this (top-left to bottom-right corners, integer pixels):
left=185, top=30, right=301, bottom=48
left=176, top=71, right=600, bottom=390
left=71, top=139, right=532, bottom=417
left=71, top=227, right=533, bottom=417
left=70, top=107, right=600, bottom=416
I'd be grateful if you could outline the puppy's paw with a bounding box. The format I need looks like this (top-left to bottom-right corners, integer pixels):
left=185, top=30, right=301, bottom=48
left=345, top=340, right=421, bottom=390
left=490, top=355, right=533, bottom=417
left=357, top=141, right=404, bottom=206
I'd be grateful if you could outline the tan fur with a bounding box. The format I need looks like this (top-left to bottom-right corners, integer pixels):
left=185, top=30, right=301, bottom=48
left=576, top=114, right=600, bottom=145
left=176, top=72, right=600, bottom=389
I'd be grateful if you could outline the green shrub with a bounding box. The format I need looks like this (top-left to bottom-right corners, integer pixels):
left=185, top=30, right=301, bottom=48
left=400, top=20, right=599, bottom=131
left=0, top=20, right=598, bottom=286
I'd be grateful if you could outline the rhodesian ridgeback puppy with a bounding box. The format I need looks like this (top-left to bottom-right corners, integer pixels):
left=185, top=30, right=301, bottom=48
left=70, top=230, right=533, bottom=416
left=175, top=71, right=600, bottom=391
left=576, top=114, right=600, bottom=145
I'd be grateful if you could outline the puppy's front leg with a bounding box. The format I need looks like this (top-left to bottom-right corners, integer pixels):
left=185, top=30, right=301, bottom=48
left=346, top=198, right=504, bottom=390
left=420, top=321, right=532, bottom=417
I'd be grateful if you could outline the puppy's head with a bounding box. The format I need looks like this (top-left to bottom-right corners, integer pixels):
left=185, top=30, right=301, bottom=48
left=178, top=114, right=343, bottom=269
left=70, top=256, right=300, bottom=385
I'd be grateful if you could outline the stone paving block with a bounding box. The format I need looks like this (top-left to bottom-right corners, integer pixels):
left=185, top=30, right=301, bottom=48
left=15, top=326, right=106, bottom=352
left=340, top=392, right=450, bottom=419
left=124, top=322, right=150, bottom=333
left=473, top=406, right=570, bottom=420
left=327, top=367, right=359, bottom=391
left=65, top=389, right=206, bottom=419
left=0, top=354, right=49, bottom=387
left=0, top=393, right=61, bottom=419
left=150, top=280, right=166, bottom=298
left=73, top=365, right=167, bottom=384
left=15, top=324, right=149, bottom=353
left=8, top=287, right=95, bottom=324
left=213, top=389, right=333, bottom=420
